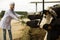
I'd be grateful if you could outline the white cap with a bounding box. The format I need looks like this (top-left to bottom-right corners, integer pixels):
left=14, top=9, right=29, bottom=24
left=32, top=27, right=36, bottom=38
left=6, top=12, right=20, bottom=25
left=9, top=2, right=15, bottom=5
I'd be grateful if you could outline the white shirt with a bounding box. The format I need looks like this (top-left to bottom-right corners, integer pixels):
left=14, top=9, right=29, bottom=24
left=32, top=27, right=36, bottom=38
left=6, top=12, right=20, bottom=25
left=0, top=10, right=20, bottom=30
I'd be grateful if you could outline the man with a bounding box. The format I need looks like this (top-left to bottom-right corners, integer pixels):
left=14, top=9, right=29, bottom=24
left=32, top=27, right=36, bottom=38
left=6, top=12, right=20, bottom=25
left=0, top=2, right=21, bottom=40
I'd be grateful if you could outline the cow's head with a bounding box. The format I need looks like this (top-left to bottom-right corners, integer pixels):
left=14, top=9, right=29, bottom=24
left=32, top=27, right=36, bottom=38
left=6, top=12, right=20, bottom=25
left=40, top=10, right=53, bottom=29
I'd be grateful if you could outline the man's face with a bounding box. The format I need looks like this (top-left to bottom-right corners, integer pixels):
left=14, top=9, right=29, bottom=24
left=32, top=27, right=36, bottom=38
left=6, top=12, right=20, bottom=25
left=10, top=4, right=15, bottom=10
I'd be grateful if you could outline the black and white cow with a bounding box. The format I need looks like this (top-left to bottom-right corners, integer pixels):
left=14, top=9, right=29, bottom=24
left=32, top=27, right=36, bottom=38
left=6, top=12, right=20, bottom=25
left=26, top=12, right=43, bottom=28
left=40, top=6, right=60, bottom=40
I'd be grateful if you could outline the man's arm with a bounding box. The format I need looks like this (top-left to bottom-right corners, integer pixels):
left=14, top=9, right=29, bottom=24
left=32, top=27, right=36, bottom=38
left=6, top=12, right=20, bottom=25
left=15, top=13, right=24, bottom=18
left=9, top=12, right=20, bottom=21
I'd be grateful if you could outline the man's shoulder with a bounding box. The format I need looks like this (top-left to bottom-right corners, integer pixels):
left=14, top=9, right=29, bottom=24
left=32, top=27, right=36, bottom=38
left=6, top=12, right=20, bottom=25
left=5, top=10, right=11, bottom=13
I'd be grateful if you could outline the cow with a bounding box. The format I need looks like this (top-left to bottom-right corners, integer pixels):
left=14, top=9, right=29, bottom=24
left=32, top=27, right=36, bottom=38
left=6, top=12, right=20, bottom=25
left=40, top=6, right=60, bottom=40
left=26, top=12, right=43, bottom=28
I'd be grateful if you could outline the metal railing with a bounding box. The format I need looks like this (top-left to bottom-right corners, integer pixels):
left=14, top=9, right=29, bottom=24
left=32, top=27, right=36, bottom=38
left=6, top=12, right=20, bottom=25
left=30, top=1, right=60, bottom=14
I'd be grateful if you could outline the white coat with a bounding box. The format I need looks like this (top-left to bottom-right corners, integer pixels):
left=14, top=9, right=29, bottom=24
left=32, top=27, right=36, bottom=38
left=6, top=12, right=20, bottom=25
left=0, top=10, right=21, bottom=30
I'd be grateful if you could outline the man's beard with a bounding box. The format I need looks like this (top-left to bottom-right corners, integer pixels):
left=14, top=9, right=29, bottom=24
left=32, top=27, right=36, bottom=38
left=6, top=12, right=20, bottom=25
left=11, top=8, right=14, bottom=11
